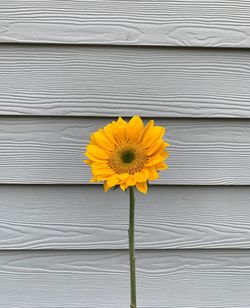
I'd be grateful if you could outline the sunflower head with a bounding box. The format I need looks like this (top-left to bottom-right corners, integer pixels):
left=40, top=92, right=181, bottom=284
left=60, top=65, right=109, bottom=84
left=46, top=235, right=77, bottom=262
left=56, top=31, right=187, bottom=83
left=84, top=116, right=169, bottom=194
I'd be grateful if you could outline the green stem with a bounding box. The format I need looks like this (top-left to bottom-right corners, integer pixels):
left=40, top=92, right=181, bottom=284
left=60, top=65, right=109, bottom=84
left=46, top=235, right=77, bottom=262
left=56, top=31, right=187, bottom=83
left=129, top=186, right=136, bottom=308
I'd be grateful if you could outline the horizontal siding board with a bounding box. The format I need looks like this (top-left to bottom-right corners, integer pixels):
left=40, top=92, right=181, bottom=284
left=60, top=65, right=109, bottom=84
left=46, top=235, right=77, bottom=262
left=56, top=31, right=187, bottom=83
left=1, top=250, right=250, bottom=307
left=0, top=1, right=250, bottom=47
left=1, top=185, right=250, bottom=249
left=1, top=117, right=250, bottom=184
left=0, top=46, right=250, bottom=117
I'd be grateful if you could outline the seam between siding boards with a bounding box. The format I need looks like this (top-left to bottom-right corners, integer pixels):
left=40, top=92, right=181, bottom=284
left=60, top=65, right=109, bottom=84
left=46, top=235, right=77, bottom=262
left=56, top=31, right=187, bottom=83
left=0, top=41, right=250, bottom=52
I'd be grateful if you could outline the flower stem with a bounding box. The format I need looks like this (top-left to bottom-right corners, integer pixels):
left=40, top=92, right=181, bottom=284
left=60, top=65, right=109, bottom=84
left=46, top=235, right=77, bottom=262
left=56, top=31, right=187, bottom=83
left=129, top=186, right=136, bottom=308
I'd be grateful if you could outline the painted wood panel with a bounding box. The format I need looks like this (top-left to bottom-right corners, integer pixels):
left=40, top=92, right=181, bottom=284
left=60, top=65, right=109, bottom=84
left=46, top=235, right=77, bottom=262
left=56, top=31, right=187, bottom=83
left=1, top=117, right=250, bottom=184
left=1, top=185, right=250, bottom=250
left=0, top=1, right=250, bottom=47
left=0, top=250, right=250, bottom=307
left=1, top=46, right=250, bottom=117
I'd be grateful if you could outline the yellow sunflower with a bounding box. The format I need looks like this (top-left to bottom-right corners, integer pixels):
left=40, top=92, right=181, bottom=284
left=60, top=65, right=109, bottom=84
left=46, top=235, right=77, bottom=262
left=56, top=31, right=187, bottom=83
left=84, top=116, right=169, bottom=194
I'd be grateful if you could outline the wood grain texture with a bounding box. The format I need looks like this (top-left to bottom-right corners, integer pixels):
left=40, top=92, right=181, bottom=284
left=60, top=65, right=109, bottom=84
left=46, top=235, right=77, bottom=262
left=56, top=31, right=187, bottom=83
left=1, top=117, right=250, bottom=184
left=0, top=250, right=250, bottom=307
left=0, top=1, right=250, bottom=47
left=1, top=46, right=250, bottom=117
left=1, top=185, right=250, bottom=250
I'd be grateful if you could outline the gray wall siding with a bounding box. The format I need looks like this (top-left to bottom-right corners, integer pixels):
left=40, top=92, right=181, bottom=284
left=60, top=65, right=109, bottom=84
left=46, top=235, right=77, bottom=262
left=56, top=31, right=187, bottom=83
left=1, top=250, right=250, bottom=308
left=0, top=2, right=249, bottom=307
left=0, top=1, right=250, bottom=47
left=1, top=185, right=250, bottom=250
left=1, top=46, right=250, bottom=117
left=1, top=118, right=250, bottom=184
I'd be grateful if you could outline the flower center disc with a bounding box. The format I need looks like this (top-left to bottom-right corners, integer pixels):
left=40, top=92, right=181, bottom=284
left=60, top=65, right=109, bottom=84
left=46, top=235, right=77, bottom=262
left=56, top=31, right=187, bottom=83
left=110, top=142, right=147, bottom=174
left=121, top=150, right=135, bottom=164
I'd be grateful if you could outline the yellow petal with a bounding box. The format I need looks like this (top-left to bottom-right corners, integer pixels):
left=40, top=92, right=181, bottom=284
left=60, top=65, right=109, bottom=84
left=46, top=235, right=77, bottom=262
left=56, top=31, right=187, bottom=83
left=118, top=173, right=130, bottom=181
left=141, top=168, right=150, bottom=179
left=117, top=116, right=127, bottom=126
left=148, top=169, right=159, bottom=180
left=113, top=122, right=128, bottom=144
left=125, top=175, right=137, bottom=187
left=146, top=155, right=165, bottom=167
left=142, top=126, right=165, bottom=149
left=86, top=145, right=110, bottom=159
left=92, top=130, right=114, bottom=151
left=146, top=140, right=165, bottom=156
left=140, top=120, right=154, bottom=142
left=91, top=163, right=112, bottom=169
left=92, top=167, right=113, bottom=173
left=135, top=182, right=148, bottom=194
left=134, top=171, right=147, bottom=182
left=92, top=165, right=113, bottom=171
left=90, top=176, right=98, bottom=183
left=147, top=150, right=168, bottom=165
left=120, top=182, right=128, bottom=191
left=155, top=162, right=168, bottom=170
left=106, top=175, right=120, bottom=188
left=103, top=123, right=117, bottom=145
left=92, top=168, right=115, bottom=179
left=84, top=159, right=92, bottom=165
left=90, top=132, right=98, bottom=145
left=103, top=181, right=111, bottom=192
left=127, top=115, right=144, bottom=141
left=160, top=150, right=169, bottom=158
left=85, top=152, right=108, bottom=163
